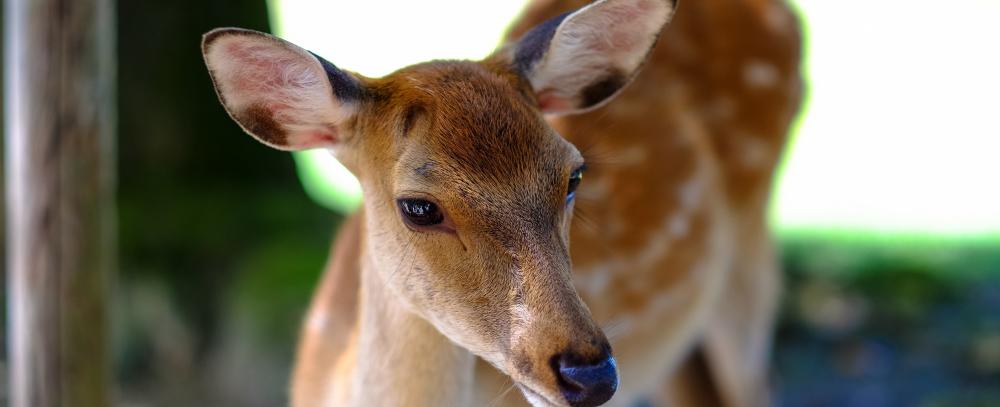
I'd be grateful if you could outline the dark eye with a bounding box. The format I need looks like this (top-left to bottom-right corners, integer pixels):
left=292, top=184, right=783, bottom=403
left=567, top=165, right=585, bottom=203
left=397, top=198, right=444, bottom=227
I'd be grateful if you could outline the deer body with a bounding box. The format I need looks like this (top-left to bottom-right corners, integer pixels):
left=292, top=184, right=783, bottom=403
left=494, top=1, right=803, bottom=405
left=202, top=0, right=801, bottom=405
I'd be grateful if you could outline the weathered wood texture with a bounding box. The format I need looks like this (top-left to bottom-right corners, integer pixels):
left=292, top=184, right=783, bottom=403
left=5, top=0, right=115, bottom=405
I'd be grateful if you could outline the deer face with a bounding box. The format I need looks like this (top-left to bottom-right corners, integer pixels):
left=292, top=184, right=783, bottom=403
left=202, top=1, right=675, bottom=405
left=356, top=61, right=609, bottom=405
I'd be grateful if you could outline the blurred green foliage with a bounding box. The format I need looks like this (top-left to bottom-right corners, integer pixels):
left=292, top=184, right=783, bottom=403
left=117, top=0, right=333, bottom=346
left=114, top=0, right=339, bottom=402
left=778, top=235, right=1000, bottom=406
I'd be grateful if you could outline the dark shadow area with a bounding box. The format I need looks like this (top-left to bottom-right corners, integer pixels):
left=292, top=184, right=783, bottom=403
left=115, top=0, right=338, bottom=404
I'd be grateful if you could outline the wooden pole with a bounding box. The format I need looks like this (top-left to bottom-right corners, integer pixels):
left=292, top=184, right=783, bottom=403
left=5, top=0, right=115, bottom=404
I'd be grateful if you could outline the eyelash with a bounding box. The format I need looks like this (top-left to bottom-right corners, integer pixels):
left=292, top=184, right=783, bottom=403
left=566, top=164, right=586, bottom=204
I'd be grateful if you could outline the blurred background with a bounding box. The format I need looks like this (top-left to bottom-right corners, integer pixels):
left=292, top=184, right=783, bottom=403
left=2, top=0, right=999, bottom=405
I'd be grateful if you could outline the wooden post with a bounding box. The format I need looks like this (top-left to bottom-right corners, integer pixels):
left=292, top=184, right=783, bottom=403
left=5, top=0, right=115, bottom=405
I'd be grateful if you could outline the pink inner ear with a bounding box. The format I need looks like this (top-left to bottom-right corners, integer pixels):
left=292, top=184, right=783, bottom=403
left=211, top=35, right=345, bottom=150
left=225, top=42, right=290, bottom=93
left=580, top=0, right=658, bottom=52
left=225, top=41, right=253, bottom=59
left=219, top=38, right=321, bottom=101
left=268, top=103, right=338, bottom=146
left=225, top=41, right=289, bottom=72
left=225, top=42, right=271, bottom=76
left=537, top=90, right=574, bottom=113
left=634, top=0, right=658, bottom=14
left=606, top=29, right=640, bottom=51
left=295, top=131, right=338, bottom=149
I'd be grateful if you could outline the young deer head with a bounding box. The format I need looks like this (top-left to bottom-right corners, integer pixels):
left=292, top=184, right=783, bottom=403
left=203, top=1, right=675, bottom=405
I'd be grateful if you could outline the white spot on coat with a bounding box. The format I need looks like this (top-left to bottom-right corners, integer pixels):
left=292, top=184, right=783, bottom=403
left=743, top=60, right=780, bottom=89
left=678, top=178, right=703, bottom=209
left=307, top=310, right=327, bottom=333
left=669, top=214, right=689, bottom=237
left=738, top=136, right=771, bottom=169
left=765, top=3, right=794, bottom=33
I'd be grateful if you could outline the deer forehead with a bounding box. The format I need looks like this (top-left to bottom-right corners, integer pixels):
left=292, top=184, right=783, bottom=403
left=371, top=62, right=582, bottom=208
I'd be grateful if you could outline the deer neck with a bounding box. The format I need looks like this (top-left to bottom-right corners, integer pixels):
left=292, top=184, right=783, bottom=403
left=347, top=233, right=476, bottom=406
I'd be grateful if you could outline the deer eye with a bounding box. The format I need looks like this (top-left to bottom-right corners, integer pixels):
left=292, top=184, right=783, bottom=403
left=566, top=165, right=585, bottom=204
left=397, top=198, right=444, bottom=227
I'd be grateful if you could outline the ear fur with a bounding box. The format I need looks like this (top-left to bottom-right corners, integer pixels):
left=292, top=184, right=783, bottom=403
left=511, top=0, right=678, bottom=114
left=201, top=28, right=363, bottom=151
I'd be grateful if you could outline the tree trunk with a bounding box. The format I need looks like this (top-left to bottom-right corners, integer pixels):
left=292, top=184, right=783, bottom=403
left=5, top=0, right=115, bottom=405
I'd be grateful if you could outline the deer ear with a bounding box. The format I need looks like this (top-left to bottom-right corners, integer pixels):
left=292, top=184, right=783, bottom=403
left=511, top=0, right=677, bottom=115
left=202, top=28, right=363, bottom=151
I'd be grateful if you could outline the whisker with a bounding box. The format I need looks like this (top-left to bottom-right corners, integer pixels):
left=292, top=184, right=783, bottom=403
left=486, top=377, right=518, bottom=407
left=572, top=206, right=600, bottom=235
left=584, top=104, right=618, bottom=135
left=582, top=145, right=629, bottom=169
left=572, top=203, right=621, bottom=258
left=386, top=234, right=418, bottom=288
left=602, top=319, right=629, bottom=342
left=571, top=107, right=623, bottom=149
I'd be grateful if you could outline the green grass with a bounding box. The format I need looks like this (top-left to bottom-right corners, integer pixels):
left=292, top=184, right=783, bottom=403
left=779, top=228, right=1000, bottom=279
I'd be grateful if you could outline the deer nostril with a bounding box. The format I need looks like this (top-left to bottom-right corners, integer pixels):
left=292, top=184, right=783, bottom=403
left=552, top=350, right=618, bottom=407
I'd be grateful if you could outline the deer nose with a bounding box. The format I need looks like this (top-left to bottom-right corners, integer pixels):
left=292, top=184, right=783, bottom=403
left=553, top=349, right=618, bottom=407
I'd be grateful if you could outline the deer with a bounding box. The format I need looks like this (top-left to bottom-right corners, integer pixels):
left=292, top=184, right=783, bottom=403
left=201, top=0, right=802, bottom=405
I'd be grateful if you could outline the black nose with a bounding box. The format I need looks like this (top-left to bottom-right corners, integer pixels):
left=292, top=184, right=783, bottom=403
left=553, top=350, right=619, bottom=407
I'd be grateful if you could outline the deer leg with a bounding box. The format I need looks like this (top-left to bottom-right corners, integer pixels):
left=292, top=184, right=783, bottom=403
left=702, top=233, right=781, bottom=407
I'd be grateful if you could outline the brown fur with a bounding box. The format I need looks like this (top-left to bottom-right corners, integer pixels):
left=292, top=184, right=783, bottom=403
left=292, top=213, right=362, bottom=403
left=240, top=103, right=287, bottom=145
left=289, top=60, right=612, bottom=406
left=204, top=0, right=801, bottom=405
left=486, top=0, right=803, bottom=405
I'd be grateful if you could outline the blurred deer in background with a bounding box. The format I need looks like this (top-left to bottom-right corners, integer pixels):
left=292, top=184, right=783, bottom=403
left=201, top=0, right=801, bottom=405
left=492, top=0, right=802, bottom=405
